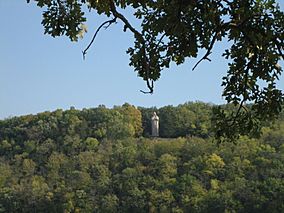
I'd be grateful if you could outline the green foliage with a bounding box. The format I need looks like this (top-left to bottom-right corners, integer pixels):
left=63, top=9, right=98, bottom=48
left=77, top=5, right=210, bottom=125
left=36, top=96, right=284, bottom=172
left=0, top=103, right=284, bottom=212
left=159, top=102, right=212, bottom=138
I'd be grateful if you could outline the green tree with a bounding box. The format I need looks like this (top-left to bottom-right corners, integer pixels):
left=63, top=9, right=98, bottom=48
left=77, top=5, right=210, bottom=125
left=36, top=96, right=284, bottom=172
left=115, top=103, right=143, bottom=137
left=0, top=162, right=12, bottom=188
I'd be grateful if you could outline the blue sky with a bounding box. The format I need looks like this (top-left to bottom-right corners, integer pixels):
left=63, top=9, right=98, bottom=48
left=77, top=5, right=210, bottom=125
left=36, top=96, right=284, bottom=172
left=0, top=1, right=283, bottom=119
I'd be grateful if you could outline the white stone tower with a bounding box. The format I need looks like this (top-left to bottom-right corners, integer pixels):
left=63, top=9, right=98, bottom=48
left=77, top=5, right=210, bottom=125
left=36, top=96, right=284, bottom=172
left=151, top=112, right=159, bottom=137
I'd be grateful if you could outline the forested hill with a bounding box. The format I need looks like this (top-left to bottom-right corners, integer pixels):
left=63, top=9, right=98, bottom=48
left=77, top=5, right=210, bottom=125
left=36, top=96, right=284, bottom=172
left=0, top=102, right=214, bottom=141
left=0, top=102, right=284, bottom=212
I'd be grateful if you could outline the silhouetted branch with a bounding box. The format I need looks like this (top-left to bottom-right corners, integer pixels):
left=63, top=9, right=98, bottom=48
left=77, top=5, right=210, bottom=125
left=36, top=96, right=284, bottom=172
left=82, top=17, right=117, bottom=60
left=109, top=0, right=154, bottom=94
left=157, top=33, right=166, bottom=48
left=275, top=39, right=284, bottom=59
left=192, top=31, right=218, bottom=71
left=228, top=52, right=257, bottom=127
left=140, top=80, right=154, bottom=94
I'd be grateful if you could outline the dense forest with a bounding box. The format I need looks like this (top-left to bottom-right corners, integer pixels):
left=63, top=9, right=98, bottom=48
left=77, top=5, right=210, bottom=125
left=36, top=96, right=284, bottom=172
left=0, top=102, right=283, bottom=212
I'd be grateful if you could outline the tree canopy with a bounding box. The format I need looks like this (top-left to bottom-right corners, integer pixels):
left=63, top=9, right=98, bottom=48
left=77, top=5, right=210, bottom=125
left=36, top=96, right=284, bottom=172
left=26, top=0, right=284, bottom=139
left=0, top=103, right=284, bottom=212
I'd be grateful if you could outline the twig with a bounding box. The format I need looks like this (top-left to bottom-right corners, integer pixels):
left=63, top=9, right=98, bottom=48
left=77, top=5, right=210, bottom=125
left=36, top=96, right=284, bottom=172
left=192, top=31, right=218, bottom=71
left=275, top=39, right=284, bottom=59
left=229, top=99, right=245, bottom=127
left=228, top=52, right=257, bottom=127
left=109, top=0, right=154, bottom=94
left=157, top=33, right=166, bottom=48
left=82, top=17, right=117, bottom=60
left=140, top=80, right=154, bottom=94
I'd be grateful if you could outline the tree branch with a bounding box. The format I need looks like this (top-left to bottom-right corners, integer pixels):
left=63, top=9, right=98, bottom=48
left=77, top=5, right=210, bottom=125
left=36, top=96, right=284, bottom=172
left=275, top=39, right=284, bottom=59
left=140, top=80, right=154, bottom=94
left=109, top=0, right=154, bottom=94
left=230, top=99, right=245, bottom=126
left=192, top=15, right=261, bottom=72
left=192, top=31, right=218, bottom=71
left=228, top=52, right=257, bottom=127
left=157, top=33, right=166, bottom=48
left=82, top=17, right=117, bottom=60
